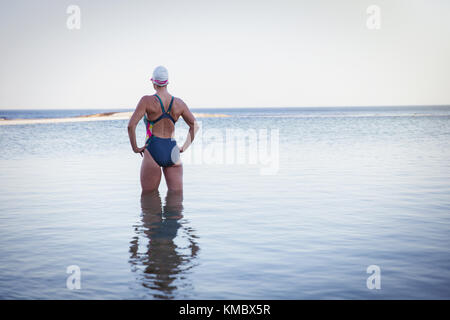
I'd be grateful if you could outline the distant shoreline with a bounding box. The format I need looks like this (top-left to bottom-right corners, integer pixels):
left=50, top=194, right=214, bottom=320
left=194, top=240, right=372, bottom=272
left=1, top=106, right=449, bottom=126
left=0, top=111, right=230, bottom=126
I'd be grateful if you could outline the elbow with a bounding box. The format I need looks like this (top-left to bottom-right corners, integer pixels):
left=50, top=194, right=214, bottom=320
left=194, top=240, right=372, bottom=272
left=192, top=120, right=200, bottom=132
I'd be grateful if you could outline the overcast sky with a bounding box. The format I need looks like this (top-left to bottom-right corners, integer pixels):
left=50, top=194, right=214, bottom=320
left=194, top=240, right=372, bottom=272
left=0, top=0, right=449, bottom=109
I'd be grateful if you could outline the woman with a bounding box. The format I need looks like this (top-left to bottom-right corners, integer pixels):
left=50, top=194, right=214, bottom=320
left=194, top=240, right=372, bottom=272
left=127, top=66, right=197, bottom=192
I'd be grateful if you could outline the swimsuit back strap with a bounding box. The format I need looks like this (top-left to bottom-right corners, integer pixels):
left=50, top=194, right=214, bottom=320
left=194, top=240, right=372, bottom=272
left=153, top=113, right=176, bottom=124
left=155, top=94, right=165, bottom=113
left=167, top=96, right=174, bottom=113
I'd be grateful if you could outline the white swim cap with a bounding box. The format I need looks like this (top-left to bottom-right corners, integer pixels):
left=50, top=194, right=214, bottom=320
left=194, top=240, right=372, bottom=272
left=151, top=65, right=169, bottom=86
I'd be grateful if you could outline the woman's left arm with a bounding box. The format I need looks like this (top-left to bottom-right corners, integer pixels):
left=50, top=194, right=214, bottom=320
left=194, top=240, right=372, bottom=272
left=127, top=96, right=147, bottom=157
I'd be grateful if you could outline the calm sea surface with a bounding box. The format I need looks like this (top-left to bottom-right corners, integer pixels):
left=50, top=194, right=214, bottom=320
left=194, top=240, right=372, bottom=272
left=0, top=106, right=449, bottom=299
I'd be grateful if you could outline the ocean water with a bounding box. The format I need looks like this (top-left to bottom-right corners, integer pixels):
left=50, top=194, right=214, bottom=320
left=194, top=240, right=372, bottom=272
left=0, top=106, right=449, bottom=299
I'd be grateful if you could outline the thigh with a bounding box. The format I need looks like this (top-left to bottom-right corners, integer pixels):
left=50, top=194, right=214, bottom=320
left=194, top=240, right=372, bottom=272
left=140, top=149, right=162, bottom=192
left=163, top=164, right=183, bottom=191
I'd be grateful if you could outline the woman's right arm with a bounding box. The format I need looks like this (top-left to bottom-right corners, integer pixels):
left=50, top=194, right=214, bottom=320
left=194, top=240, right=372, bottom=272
left=127, top=96, right=147, bottom=156
left=179, top=100, right=199, bottom=153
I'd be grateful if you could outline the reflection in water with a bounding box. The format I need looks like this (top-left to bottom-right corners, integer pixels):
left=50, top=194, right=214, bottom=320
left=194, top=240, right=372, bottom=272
left=129, top=190, right=199, bottom=299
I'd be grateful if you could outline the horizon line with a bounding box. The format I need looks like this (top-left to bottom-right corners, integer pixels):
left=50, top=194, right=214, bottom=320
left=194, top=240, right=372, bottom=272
left=1, top=104, right=450, bottom=111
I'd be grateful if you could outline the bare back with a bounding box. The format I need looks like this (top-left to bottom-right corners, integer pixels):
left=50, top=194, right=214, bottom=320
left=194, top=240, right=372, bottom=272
left=143, top=94, right=184, bottom=138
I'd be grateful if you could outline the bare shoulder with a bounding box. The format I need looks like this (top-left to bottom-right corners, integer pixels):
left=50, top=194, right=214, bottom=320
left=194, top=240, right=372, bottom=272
left=174, top=97, right=189, bottom=112
left=140, top=95, right=159, bottom=112
left=141, top=95, right=157, bottom=104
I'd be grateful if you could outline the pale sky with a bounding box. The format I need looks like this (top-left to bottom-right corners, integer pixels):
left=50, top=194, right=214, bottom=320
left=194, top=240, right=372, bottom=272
left=0, top=0, right=449, bottom=109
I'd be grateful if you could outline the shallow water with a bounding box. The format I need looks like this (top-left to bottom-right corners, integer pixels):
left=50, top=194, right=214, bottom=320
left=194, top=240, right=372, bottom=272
left=0, top=106, right=449, bottom=299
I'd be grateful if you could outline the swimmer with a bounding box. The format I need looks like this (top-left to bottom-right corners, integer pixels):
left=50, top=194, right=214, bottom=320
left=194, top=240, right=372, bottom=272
left=127, top=66, right=198, bottom=192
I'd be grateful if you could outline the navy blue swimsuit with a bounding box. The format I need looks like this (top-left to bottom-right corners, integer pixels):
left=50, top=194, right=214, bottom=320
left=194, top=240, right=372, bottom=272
left=143, top=95, right=180, bottom=167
